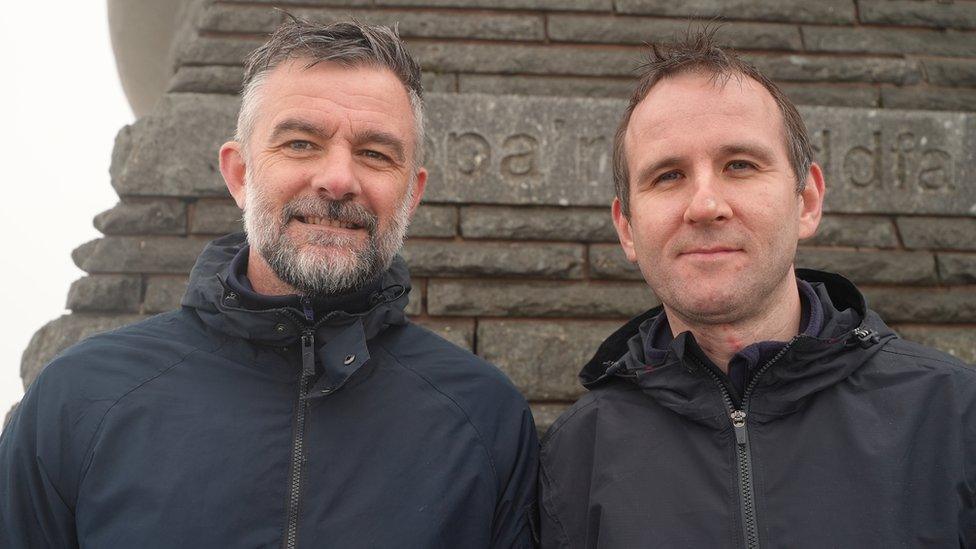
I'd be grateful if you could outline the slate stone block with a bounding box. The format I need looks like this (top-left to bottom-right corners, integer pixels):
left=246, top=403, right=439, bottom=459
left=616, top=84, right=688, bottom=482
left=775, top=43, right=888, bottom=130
left=804, top=26, right=976, bottom=57
left=937, top=254, right=976, bottom=285
left=176, top=37, right=263, bottom=66
left=458, top=74, right=633, bottom=99
left=292, top=8, right=545, bottom=41
left=780, top=84, right=880, bottom=109
left=375, top=0, right=611, bottom=10
left=422, top=93, right=622, bottom=206
left=796, top=249, right=937, bottom=285
left=478, top=320, right=620, bottom=399
left=191, top=200, right=242, bottom=235
left=460, top=206, right=617, bottom=242
left=804, top=215, right=898, bottom=249
left=94, top=201, right=187, bottom=235
left=169, top=66, right=243, bottom=95
left=531, top=403, right=571, bottom=434
left=20, top=314, right=146, bottom=389
left=898, top=217, right=976, bottom=250
left=113, top=93, right=238, bottom=198
left=218, top=0, right=364, bottom=5
left=895, top=326, right=976, bottom=364
left=881, top=87, right=976, bottom=113
left=408, top=205, right=457, bottom=238
left=589, top=244, right=640, bottom=280
left=411, top=43, right=643, bottom=77
left=801, top=106, right=976, bottom=215
left=77, top=237, right=210, bottom=275
left=615, top=0, right=855, bottom=24
left=402, top=241, right=584, bottom=278
left=66, top=275, right=143, bottom=313
left=865, top=288, right=976, bottom=323
left=744, top=54, right=922, bottom=85
left=405, top=285, right=423, bottom=316
left=414, top=318, right=474, bottom=351
left=427, top=280, right=657, bottom=317
left=548, top=15, right=802, bottom=51
left=858, top=0, right=976, bottom=30
left=422, top=72, right=457, bottom=94
left=922, top=59, right=976, bottom=88
left=197, top=4, right=281, bottom=33
left=144, top=277, right=190, bottom=313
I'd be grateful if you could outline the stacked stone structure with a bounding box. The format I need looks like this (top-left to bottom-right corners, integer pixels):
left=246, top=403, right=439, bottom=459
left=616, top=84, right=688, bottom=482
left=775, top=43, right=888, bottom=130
left=21, top=0, right=976, bottom=429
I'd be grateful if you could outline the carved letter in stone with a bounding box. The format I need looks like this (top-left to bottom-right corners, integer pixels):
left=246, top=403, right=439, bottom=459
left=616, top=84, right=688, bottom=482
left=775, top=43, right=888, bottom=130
left=843, top=131, right=881, bottom=188
left=918, top=149, right=953, bottom=191
left=448, top=132, right=491, bottom=177
left=891, top=132, right=916, bottom=189
left=500, top=134, right=539, bottom=177
left=577, top=136, right=609, bottom=185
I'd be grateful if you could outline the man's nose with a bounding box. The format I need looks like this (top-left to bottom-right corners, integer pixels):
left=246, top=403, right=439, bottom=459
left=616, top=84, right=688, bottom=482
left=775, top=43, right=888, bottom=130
left=311, top=149, right=361, bottom=200
left=683, top=173, right=732, bottom=224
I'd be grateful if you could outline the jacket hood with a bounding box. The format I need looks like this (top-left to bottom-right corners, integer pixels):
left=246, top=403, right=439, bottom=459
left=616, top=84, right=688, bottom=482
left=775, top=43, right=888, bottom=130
left=182, top=232, right=411, bottom=347
left=580, top=269, right=898, bottom=423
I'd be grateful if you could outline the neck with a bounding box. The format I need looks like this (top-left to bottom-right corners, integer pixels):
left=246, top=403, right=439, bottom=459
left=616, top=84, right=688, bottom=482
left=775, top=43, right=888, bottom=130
left=247, top=248, right=300, bottom=296
left=666, top=274, right=802, bottom=373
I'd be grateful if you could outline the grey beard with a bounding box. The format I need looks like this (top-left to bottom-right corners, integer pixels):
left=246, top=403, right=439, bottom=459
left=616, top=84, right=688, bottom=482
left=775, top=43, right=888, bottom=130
left=242, top=173, right=412, bottom=296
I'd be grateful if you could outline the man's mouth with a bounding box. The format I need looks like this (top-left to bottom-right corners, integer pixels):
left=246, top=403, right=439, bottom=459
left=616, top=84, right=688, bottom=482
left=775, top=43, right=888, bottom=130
left=294, top=215, right=362, bottom=230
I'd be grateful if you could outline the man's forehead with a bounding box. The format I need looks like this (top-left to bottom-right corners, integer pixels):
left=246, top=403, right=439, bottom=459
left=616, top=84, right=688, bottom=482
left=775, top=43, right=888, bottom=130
left=625, top=71, right=785, bottom=155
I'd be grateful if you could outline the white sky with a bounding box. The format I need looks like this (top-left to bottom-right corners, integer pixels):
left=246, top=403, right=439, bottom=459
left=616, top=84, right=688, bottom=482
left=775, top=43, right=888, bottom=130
left=0, top=5, right=132, bottom=415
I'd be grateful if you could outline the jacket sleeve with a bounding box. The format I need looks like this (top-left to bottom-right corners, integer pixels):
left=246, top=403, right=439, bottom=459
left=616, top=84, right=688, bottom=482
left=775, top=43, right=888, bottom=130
left=0, top=373, right=80, bottom=548
left=490, top=405, right=540, bottom=549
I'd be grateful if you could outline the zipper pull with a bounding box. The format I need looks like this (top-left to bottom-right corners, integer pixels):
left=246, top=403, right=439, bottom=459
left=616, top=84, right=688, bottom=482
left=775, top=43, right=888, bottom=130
left=300, top=296, right=314, bottom=323
left=301, top=331, right=315, bottom=377
left=850, top=327, right=879, bottom=348
left=731, top=410, right=748, bottom=446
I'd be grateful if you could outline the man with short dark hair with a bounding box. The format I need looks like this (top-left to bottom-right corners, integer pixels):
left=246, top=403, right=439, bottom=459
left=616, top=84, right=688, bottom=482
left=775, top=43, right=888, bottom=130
left=1, top=19, right=537, bottom=548
left=539, top=30, right=976, bottom=547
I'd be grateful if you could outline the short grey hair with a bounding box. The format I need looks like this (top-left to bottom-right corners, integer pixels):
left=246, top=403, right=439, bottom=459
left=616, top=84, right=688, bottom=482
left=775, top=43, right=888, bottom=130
left=235, top=18, right=426, bottom=166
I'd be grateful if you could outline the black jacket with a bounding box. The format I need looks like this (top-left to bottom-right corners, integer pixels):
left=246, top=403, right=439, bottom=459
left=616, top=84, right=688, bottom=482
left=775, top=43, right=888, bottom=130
left=540, top=270, right=976, bottom=548
left=1, top=233, right=538, bottom=548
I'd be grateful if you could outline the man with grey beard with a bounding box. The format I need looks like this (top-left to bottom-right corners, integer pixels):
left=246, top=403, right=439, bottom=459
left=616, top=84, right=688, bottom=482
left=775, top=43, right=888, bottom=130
left=1, top=19, right=538, bottom=548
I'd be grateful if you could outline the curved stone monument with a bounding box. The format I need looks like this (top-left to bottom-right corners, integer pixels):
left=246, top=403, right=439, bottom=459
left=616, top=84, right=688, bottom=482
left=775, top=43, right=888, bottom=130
left=16, top=0, right=976, bottom=429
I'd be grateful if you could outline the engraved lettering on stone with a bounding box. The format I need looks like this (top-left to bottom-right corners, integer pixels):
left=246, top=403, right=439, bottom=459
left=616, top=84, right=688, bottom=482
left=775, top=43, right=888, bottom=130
left=891, top=132, right=916, bottom=189
left=577, top=136, right=609, bottom=184
left=918, top=149, right=953, bottom=190
left=500, top=134, right=540, bottom=177
left=843, top=131, right=882, bottom=188
left=448, top=132, right=491, bottom=176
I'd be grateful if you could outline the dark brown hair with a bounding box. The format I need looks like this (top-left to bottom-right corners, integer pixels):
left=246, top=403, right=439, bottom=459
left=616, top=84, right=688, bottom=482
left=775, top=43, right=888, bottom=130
left=613, top=27, right=813, bottom=217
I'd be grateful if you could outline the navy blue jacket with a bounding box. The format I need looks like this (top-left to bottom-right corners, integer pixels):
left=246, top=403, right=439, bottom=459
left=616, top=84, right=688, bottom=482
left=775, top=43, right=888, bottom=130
left=541, top=270, right=976, bottom=548
left=1, top=233, right=538, bottom=548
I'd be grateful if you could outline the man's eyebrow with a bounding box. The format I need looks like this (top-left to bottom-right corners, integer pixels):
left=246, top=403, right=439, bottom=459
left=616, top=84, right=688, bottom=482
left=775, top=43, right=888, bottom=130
left=354, top=129, right=407, bottom=164
left=634, top=156, right=682, bottom=185
left=719, top=143, right=777, bottom=164
left=269, top=119, right=330, bottom=141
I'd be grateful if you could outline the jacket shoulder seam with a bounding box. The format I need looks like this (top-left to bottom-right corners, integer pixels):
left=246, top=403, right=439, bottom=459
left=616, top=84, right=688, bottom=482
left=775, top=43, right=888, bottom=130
left=879, top=347, right=974, bottom=374
left=542, top=394, right=600, bottom=444
left=374, top=340, right=501, bottom=488
left=76, top=342, right=223, bottom=490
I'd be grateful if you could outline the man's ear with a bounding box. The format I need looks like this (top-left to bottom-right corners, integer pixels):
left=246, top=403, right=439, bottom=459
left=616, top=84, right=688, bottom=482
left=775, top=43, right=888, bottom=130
left=798, top=162, right=826, bottom=240
left=219, top=142, right=247, bottom=209
left=612, top=197, right=638, bottom=263
left=407, top=167, right=428, bottom=217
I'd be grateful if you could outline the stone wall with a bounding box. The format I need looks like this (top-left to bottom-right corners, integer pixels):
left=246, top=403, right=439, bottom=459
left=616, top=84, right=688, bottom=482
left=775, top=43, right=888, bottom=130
left=21, top=0, right=976, bottom=429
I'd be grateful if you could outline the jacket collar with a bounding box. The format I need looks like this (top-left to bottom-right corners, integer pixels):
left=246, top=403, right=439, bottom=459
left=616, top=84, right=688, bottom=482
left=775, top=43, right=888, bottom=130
left=181, top=233, right=411, bottom=394
left=580, top=269, right=897, bottom=425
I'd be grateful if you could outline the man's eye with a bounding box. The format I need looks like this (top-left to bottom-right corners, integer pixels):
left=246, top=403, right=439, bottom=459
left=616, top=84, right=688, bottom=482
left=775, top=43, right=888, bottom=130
left=656, top=171, right=681, bottom=184
left=361, top=149, right=391, bottom=162
left=727, top=160, right=755, bottom=171
left=285, top=140, right=314, bottom=152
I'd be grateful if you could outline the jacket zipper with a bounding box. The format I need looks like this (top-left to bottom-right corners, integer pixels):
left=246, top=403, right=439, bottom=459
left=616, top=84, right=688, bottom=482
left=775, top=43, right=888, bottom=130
left=282, top=326, right=316, bottom=549
left=701, top=338, right=797, bottom=549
